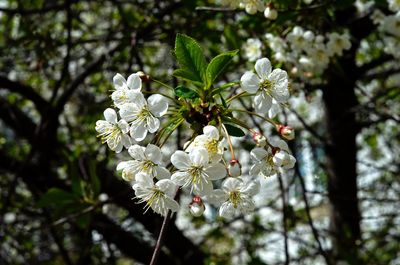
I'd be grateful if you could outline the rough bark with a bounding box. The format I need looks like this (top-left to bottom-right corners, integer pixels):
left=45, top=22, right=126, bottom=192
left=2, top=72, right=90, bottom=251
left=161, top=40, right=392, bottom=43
left=323, top=52, right=362, bottom=264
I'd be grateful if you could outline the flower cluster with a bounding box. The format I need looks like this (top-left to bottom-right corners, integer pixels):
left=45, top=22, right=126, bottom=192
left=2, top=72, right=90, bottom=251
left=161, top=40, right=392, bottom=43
left=219, top=0, right=278, bottom=17
left=96, top=35, right=297, bottom=219
left=370, top=4, right=400, bottom=59
left=264, top=27, right=352, bottom=76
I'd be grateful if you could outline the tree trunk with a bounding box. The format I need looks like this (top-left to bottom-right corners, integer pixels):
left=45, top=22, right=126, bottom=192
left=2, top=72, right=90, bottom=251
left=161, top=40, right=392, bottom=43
left=323, top=52, right=362, bottom=264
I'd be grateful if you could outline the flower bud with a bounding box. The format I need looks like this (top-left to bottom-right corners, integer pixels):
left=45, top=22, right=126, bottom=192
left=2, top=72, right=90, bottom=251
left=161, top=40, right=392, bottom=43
left=137, top=71, right=151, bottom=82
left=189, top=196, right=205, bottom=217
left=264, top=7, right=278, bottom=20
left=252, top=132, right=266, bottom=147
left=228, top=159, right=242, bottom=177
left=276, top=125, right=295, bottom=140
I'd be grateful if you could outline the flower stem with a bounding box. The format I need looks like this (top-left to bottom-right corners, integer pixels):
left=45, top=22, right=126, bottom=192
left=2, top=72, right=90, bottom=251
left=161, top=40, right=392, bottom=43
left=142, top=90, right=179, bottom=104
left=225, top=91, right=251, bottom=103
left=230, top=108, right=276, bottom=126
left=152, top=78, right=174, bottom=91
left=220, top=123, right=236, bottom=160
left=149, top=211, right=172, bottom=265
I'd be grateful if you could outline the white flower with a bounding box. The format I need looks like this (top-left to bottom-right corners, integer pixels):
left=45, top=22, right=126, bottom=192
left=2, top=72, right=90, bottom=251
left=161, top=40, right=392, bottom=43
left=171, top=148, right=227, bottom=196
left=133, top=173, right=179, bottom=216
left=208, top=178, right=260, bottom=219
left=287, top=26, right=312, bottom=52
left=119, top=93, right=168, bottom=141
left=241, top=57, right=290, bottom=114
left=95, top=108, right=132, bottom=153
left=111, top=73, right=142, bottom=108
left=241, top=0, right=264, bottom=14
left=388, top=0, right=400, bottom=12
left=264, top=7, right=278, bottom=20
left=326, top=32, right=351, bottom=56
left=117, top=144, right=170, bottom=181
left=186, top=125, right=224, bottom=163
left=380, top=12, right=400, bottom=37
left=243, top=38, right=262, bottom=62
left=250, top=139, right=296, bottom=177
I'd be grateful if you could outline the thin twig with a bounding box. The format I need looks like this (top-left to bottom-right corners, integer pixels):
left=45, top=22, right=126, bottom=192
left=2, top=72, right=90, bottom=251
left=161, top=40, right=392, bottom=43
left=149, top=210, right=172, bottom=265
left=277, top=174, right=290, bottom=265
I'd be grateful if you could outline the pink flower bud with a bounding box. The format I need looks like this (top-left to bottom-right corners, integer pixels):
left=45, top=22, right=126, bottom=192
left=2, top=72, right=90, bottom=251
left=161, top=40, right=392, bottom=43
left=189, top=196, right=205, bottom=217
left=252, top=132, right=267, bottom=147
left=228, top=159, right=242, bottom=177
left=277, top=125, right=295, bottom=140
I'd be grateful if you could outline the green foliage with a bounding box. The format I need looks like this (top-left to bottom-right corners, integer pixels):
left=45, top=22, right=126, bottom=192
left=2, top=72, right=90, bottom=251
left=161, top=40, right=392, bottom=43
left=205, top=50, right=238, bottom=89
left=37, top=188, right=78, bottom=208
left=224, top=123, right=245, bottom=137
left=174, top=85, right=199, bottom=99
left=174, top=34, right=208, bottom=84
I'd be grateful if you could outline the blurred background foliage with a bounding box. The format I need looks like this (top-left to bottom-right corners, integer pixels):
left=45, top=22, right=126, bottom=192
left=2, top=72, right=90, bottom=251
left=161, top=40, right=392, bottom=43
left=0, top=0, right=399, bottom=264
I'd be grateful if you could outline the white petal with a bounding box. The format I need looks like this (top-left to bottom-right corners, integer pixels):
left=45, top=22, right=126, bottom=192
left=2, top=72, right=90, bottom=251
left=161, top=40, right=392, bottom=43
left=113, top=73, right=127, bottom=90
left=222, top=178, right=243, bottom=191
left=283, top=155, right=296, bottom=169
left=204, top=163, right=227, bottom=180
left=203, top=125, right=219, bottom=139
left=219, top=202, right=235, bottom=219
left=146, top=116, right=160, bottom=133
left=126, top=73, right=142, bottom=91
left=128, top=145, right=146, bottom=160
left=114, top=141, right=123, bottom=153
left=207, top=189, right=228, bottom=206
left=116, top=161, right=129, bottom=171
left=154, top=166, right=171, bottom=180
left=119, top=103, right=139, bottom=122
left=254, top=92, right=272, bottom=114
left=156, top=179, right=177, bottom=197
left=241, top=180, right=260, bottom=196
left=145, top=144, right=162, bottom=163
left=255, top=58, right=272, bottom=79
left=269, top=69, right=289, bottom=102
left=121, top=134, right=133, bottom=148
left=95, top=120, right=112, bottom=134
left=273, top=150, right=287, bottom=167
left=148, top=94, right=168, bottom=117
left=270, top=138, right=289, bottom=152
left=189, top=148, right=209, bottom=167
left=117, top=119, right=129, bottom=133
left=171, top=151, right=191, bottom=170
left=130, top=122, right=148, bottom=142
left=104, top=108, right=118, bottom=124
left=171, top=172, right=189, bottom=186
left=251, top=147, right=269, bottom=161
left=268, top=101, right=280, bottom=119
left=241, top=71, right=260, bottom=93
left=164, top=197, right=180, bottom=212
left=194, top=180, right=213, bottom=196
left=249, top=163, right=262, bottom=177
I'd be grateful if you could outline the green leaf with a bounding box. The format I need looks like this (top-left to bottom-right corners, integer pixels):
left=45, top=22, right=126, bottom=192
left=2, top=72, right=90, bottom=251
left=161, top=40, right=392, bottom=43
left=224, top=124, right=245, bottom=137
left=206, top=50, right=238, bottom=89
left=173, top=69, right=204, bottom=86
left=37, top=188, right=77, bottom=207
left=174, top=34, right=207, bottom=84
left=174, top=85, right=199, bottom=99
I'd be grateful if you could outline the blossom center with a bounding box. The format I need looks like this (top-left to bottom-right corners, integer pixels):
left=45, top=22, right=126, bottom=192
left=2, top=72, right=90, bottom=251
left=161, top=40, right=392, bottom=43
left=260, top=79, right=274, bottom=92
left=229, top=190, right=242, bottom=208
left=138, top=107, right=152, bottom=121
left=98, top=125, right=121, bottom=144
left=188, top=166, right=204, bottom=185
left=141, top=160, right=156, bottom=171
left=204, top=139, right=219, bottom=154
left=143, top=188, right=165, bottom=212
